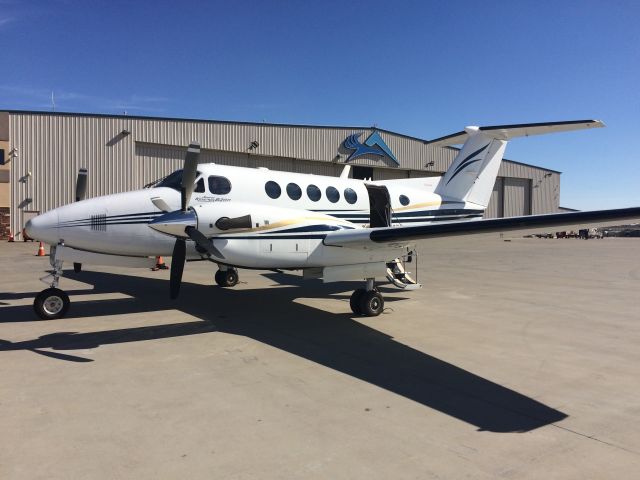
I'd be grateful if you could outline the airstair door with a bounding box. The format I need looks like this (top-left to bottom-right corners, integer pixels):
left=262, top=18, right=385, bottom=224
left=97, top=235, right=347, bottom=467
left=365, top=184, right=391, bottom=228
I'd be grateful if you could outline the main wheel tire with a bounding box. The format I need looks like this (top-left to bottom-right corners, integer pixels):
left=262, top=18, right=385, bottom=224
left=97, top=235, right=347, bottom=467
left=73, top=262, right=82, bottom=273
left=359, top=290, right=384, bottom=317
left=33, top=288, right=70, bottom=320
left=216, top=269, right=239, bottom=287
left=350, top=288, right=366, bottom=315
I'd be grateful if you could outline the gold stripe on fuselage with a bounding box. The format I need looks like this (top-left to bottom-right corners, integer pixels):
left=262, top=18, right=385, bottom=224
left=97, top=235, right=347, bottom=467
left=225, top=215, right=356, bottom=234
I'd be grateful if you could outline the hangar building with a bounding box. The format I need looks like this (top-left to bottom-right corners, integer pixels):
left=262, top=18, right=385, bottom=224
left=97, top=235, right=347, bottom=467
left=0, top=110, right=561, bottom=239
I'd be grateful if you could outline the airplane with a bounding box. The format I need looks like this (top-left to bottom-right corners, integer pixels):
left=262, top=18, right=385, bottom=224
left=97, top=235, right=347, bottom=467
left=24, top=120, right=640, bottom=320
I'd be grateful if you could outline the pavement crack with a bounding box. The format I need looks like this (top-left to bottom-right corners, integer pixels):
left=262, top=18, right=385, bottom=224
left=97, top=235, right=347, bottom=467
left=551, top=423, right=640, bottom=456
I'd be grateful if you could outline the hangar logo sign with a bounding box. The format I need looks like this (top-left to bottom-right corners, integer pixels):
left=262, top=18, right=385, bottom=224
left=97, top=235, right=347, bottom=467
left=343, top=131, right=399, bottom=165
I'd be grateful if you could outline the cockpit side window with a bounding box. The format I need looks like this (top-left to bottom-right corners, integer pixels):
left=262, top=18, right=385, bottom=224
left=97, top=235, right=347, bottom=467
left=194, top=178, right=205, bottom=193
left=208, top=176, right=232, bottom=195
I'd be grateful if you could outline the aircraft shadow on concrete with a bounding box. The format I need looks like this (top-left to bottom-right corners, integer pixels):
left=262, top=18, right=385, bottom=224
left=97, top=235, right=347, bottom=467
left=0, top=270, right=567, bottom=433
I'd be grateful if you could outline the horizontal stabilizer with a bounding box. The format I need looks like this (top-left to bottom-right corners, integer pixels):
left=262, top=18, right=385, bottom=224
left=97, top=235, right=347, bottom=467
left=428, top=120, right=604, bottom=147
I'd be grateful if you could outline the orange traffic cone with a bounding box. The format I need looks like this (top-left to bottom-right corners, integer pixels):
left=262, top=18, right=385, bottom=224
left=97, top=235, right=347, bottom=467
left=7, top=232, right=14, bottom=242
left=151, top=256, right=168, bottom=271
left=36, top=242, right=45, bottom=256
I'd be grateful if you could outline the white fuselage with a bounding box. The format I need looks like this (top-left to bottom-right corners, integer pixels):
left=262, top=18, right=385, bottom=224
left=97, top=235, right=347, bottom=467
left=26, top=163, right=485, bottom=269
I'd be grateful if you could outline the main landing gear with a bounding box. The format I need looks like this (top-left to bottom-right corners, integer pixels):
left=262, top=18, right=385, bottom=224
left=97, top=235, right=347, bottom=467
left=34, top=246, right=71, bottom=320
left=350, top=278, right=384, bottom=317
left=215, top=266, right=239, bottom=287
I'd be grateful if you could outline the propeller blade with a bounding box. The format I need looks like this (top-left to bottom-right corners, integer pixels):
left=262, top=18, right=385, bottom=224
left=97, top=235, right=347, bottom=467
left=181, top=143, right=200, bottom=211
left=75, top=168, right=88, bottom=201
left=170, top=239, right=186, bottom=299
left=185, top=226, right=225, bottom=259
left=150, top=196, right=172, bottom=213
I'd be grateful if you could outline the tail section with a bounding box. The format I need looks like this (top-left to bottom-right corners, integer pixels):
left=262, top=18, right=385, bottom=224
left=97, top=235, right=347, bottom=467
left=432, top=120, right=604, bottom=208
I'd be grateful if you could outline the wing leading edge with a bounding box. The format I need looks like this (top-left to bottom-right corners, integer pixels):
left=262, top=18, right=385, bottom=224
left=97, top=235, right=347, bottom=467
left=323, top=207, right=640, bottom=248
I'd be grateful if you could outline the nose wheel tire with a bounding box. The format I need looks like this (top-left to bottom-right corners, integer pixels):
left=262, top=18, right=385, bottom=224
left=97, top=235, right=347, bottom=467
left=34, top=288, right=70, bottom=320
left=215, top=269, right=239, bottom=287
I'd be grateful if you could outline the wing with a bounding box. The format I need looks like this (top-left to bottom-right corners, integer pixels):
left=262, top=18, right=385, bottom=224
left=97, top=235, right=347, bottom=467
left=323, top=207, right=640, bottom=248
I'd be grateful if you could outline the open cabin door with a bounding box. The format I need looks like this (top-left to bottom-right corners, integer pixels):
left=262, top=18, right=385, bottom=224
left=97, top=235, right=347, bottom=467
left=365, top=184, right=391, bottom=227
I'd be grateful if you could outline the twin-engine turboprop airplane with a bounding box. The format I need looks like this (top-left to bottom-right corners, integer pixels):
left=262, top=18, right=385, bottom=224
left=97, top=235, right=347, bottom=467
left=25, top=120, right=640, bottom=320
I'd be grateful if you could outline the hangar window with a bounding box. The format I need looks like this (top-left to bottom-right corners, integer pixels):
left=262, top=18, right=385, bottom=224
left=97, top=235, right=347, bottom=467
left=307, top=184, right=321, bottom=202
left=286, top=183, right=302, bottom=200
left=399, top=195, right=410, bottom=206
left=208, top=176, right=231, bottom=195
left=344, top=188, right=357, bottom=204
left=265, top=181, right=281, bottom=199
left=326, top=186, right=340, bottom=203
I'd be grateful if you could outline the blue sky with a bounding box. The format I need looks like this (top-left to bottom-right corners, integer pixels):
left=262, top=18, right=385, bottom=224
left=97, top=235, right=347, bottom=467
left=1, top=0, right=638, bottom=209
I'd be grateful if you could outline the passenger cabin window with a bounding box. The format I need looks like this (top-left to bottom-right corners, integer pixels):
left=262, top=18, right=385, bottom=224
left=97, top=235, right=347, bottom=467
left=399, top=195, right=410, bottom=206
left=195, top=178, right=205, bottom=193
left=307, top=184, right=321, bottom=202
left=344, top=188, right=357, bottom=204
left=265, top=181, right=281, bottom=199
left=326, top=186, right=340, bottom=203
left=286, top=183, right=302, bottom=200
left=208, top=176, right=231, bottom=195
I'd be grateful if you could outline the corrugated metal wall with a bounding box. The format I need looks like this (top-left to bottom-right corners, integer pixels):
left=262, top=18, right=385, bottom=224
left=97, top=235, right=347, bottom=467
left=503, top=178, right=532, bottom=217
left=485, top=177, right=504, bottom=218
left=7, top=111, right=561, bottom=231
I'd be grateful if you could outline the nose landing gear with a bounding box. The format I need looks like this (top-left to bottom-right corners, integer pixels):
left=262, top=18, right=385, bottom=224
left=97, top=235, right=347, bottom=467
left=34, top=288, right=70, bottom=320
left=34, top=245, right=71, bottom=320
left=350, top=278, right=384, bottom=317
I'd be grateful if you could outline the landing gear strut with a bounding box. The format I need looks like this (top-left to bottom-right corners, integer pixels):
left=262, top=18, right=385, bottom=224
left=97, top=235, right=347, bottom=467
left=350, top=278, right=384, bottom=317
left=215, top=267, right=239, bottom=287
left=34, top=245, right=71, bottom=320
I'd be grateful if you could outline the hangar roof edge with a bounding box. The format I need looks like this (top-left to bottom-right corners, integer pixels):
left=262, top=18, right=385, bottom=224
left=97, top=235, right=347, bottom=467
left=0, top=109, right=562, bottom=174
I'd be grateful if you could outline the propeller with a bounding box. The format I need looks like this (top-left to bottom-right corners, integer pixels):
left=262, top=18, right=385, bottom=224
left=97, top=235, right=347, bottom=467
left=73, top=167, right=88, bottom=272
left=181, top=143, right=200, bottom=211
left=167, top=142, right=200, bottom=299
left=185, top=226, right=224, bottom=259
left=170, top=238, right=186, bottom=299
left=150, top=142, right=234, bottom=299
left=75, top=168, right=87, bottom=202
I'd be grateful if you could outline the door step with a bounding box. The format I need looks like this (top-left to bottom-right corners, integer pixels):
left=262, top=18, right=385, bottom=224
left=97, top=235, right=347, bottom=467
left=386, top=258, right=422, bottom=290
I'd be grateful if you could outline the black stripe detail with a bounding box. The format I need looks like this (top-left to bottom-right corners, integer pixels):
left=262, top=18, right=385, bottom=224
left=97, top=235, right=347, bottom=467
left=393, top=215, right=483, bottom=223
left=446, top=144, right=489, bottom=185
left=215, top=234, right=327, bottom=240
left=271, top=224, right=355, bottom=233
left=479, top=120, right=600, bottom=131
left=395, top=208, right=484, bottom=218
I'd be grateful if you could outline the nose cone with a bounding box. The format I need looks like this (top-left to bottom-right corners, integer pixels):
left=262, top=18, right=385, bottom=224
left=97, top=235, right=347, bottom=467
left=25, top=210, right=59, bottom=244
left=148, top=209, right=197, bottom=237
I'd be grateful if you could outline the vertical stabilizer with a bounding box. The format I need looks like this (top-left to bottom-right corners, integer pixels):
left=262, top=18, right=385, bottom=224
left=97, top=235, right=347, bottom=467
left=431, top=120, right=604, bottom=208
left=434, top=127, right=505, bottom=207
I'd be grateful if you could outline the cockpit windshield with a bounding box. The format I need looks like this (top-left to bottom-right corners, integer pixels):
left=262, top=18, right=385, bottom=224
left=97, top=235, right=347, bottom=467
left=155, top=170, right=184, bottom=190
left=155, top=169, right=204, bottom=192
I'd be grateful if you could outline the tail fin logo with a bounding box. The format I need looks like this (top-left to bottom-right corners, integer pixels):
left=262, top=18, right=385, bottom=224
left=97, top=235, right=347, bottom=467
left=343, top=131, right=399, bottom=165
left=446, top=144, right=489, bottom=185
